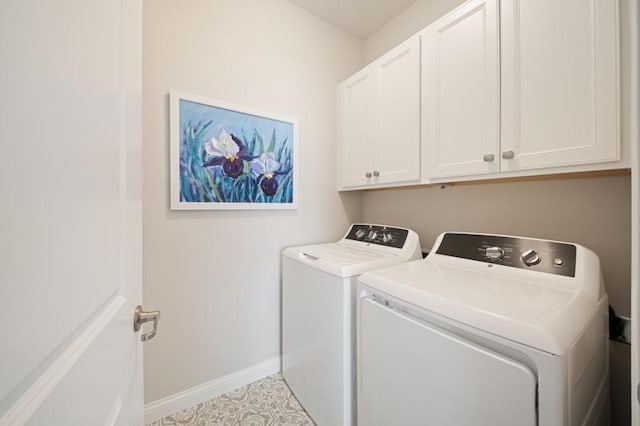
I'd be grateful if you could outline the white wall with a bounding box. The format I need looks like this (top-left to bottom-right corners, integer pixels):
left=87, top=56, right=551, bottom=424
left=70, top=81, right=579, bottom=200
left=364, top=0, right=467, bottom=63
left=361, top=1, right=634, bottom=425
left=143, top=0, right=634, bottom=422
left=334, top=0, right=633, bottom=299
left=361, top=0, right=635, bottom=315
left=143, top=0, right=363, bottom=403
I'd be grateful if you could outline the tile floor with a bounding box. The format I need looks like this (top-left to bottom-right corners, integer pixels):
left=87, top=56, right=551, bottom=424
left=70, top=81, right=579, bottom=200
left=147, top=373, right=315, bottom=426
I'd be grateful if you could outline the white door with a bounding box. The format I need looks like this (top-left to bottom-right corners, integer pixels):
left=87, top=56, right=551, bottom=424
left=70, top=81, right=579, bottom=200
left=339, top=68, right=374, bottom=188
left=421, top=0, right=500, bottom=179
left=374, top=36, right=421, bottom=185
left=500, top=0, right=619, bottom=172
left=0, top=0, right=144, bottom=425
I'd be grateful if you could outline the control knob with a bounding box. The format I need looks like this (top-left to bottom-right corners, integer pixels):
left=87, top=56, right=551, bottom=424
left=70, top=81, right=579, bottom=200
left=355, top=229, right=365, bottom=239
left=485, top=246, right=505, bottom=261
left=521, top=249, right=541, bottom=266
left=368, top=230, right=378, bottom=240
left=382, top=233, right=393, bottom=244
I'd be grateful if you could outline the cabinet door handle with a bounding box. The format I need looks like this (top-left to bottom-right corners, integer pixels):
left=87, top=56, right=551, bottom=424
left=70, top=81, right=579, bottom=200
left=501, top=150, right=515, bottom=160
left=373, top=170, right=380, bottom=177
left=365, top=172, right=372, bottom=178
left=483, top=153, right=495, bottom=162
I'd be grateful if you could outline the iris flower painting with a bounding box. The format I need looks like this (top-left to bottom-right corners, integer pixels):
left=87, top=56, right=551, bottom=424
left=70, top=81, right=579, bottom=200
left=170, top=92, right=297, bottom=210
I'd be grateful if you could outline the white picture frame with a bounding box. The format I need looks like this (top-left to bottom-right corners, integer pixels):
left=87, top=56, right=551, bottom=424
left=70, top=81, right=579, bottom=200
left=170, top=90, right=299, bottom=210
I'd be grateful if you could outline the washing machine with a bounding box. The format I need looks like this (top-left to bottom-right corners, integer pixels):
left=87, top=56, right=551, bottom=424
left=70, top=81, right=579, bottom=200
left=357, top=232, right=609, bottom=426
left=282, top=224, right=421, bottom=426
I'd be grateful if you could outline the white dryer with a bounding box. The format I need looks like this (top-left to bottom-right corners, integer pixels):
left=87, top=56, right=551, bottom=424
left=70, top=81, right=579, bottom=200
left=282, top=224, right=421, bottom=426
left=357, top=232, right=609, bottom=426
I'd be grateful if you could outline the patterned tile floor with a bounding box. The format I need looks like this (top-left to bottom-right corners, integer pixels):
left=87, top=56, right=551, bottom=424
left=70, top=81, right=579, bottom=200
left=147, top=373, right=316, bottom=426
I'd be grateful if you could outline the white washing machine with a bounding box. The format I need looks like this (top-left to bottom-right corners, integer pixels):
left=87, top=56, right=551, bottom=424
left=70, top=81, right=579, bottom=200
left=282, top=224, right=421, bottom=426
left=357, top=232, right=609, bottom=426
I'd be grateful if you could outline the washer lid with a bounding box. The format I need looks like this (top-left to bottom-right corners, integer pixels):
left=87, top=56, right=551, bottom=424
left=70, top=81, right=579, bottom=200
left=299, top=243, right=391, bottom=265
left=358, top=255, right=604, bottom=355
left=282, top=224, right=422, bottom=278
left=283, top=242, right=413, bottom=277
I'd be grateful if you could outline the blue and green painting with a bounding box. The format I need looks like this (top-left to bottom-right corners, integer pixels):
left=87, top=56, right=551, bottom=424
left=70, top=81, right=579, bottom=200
left=178, top=99, right=294, bottom=204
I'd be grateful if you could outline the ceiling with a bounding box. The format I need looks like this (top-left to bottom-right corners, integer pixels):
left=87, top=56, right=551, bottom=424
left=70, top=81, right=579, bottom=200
left=288, top=0, right=417, bottom=39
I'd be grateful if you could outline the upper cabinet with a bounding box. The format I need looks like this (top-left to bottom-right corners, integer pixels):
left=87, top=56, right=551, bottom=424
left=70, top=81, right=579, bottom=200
left=338, top=36, right=421, bottom=189
left=422, top=0, right=620, bottom=180
left=339, top=67, right=374, bottom=188
left=499, top=0, right=619, bottom=172
left=421, top=0, right=500, bottom=178
left=339, top=0, right=622, bottom=189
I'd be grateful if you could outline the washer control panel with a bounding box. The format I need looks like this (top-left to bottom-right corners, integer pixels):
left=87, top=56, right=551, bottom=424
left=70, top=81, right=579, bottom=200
left=435, top=233, right=576, bottom=277
left=345, top=224, right=409, bottom=249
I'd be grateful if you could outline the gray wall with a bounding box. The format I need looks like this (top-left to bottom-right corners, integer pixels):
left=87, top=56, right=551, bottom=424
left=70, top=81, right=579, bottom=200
left=362, top=176, right=631, bottom=313
left=361, top=1, right=634, bottom=424
left=361, top=176, right=631, bottom=425
left=143, top=0, right=363, bottom=403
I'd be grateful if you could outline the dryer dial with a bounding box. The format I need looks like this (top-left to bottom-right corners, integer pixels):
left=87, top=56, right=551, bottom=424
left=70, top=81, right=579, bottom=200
left=485, top=246, right=505, bottom=261
left=521, top=249, right=541, bottom=266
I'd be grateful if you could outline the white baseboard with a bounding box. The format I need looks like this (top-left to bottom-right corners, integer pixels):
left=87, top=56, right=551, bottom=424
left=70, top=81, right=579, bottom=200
left=144, top=356, right=281, bottom=424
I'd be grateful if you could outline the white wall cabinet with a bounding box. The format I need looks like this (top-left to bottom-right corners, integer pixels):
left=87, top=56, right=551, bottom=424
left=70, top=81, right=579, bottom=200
left=421, top=0, right=500, bottom=178
left=500, top=0, right=619, bottom=172
left=422, top=0, right=620, bottom=180
left=340, top=0, right=622, bottom=189
left=339, top=36, right=421, bottom=189
left=339, top=68, right=374, bottom=188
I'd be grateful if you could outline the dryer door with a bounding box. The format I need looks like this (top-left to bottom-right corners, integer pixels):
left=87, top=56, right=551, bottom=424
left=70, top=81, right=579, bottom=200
left=358, top=297, right=537, bottom=426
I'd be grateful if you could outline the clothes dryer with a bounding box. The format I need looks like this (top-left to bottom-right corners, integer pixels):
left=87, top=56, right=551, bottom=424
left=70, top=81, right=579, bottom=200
left=357, top=232, right=609, bottom=426
left=282, top=224, right=421, bottom=426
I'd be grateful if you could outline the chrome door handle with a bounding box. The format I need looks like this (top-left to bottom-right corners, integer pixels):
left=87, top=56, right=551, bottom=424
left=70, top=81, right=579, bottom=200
left=372, top=170, right=380, bottom=177
left=365, top=172, right=372, bottom=178
left=501, top=150, right=515, bottom=160
left=483, top=153, right=495, bottom=162
left=133, top=305, right=160, bottom=342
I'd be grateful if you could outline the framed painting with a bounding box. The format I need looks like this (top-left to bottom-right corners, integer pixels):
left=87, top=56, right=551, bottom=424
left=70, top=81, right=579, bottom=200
left=170, top=91, right=298, bottom=210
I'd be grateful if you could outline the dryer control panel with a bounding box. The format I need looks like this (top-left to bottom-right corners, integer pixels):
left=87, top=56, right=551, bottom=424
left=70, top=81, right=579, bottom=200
left=435, top=233, right=576, bottom=277
left=345, top=224, right=409, bottom=249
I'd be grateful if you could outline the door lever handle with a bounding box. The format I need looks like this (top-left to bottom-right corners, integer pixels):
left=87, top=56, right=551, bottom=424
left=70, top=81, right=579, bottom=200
left=133, top=305, right=160, bottom=342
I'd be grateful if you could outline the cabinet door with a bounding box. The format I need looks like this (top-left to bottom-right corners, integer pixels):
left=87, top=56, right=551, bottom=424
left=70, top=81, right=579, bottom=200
left=374, top=36, right=421, bottom=184
left=422, top=0, right=500, bottom=179
left=339, top=68, right=374, bottom=188
left=500, top=0, right=619, bottom=171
